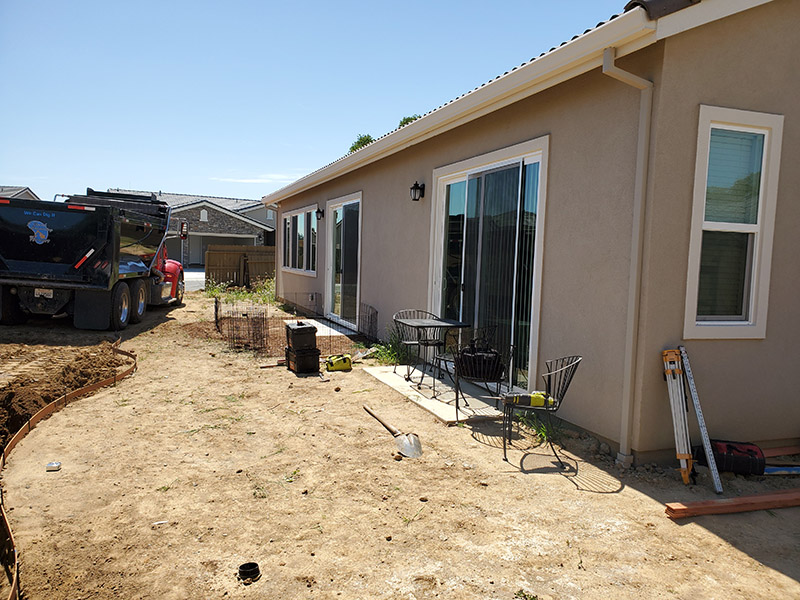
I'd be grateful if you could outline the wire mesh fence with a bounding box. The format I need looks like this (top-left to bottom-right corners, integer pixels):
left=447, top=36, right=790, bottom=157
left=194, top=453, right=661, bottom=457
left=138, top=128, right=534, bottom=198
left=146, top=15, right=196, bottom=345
left=213, top=297, right=378, bottom=358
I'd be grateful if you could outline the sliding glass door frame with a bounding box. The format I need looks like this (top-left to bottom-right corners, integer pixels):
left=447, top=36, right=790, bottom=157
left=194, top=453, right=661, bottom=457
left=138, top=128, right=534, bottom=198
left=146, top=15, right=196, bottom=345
left=428, top=136, right=549, bottom=391
left=325, top=192, right=362, bottom=329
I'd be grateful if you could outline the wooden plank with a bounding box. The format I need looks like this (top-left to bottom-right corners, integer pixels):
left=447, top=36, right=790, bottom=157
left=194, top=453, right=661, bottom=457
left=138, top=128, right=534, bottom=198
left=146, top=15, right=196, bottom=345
left=762, top=445, right=800, bottom=458
left=665, top=488, right=800, bottom=519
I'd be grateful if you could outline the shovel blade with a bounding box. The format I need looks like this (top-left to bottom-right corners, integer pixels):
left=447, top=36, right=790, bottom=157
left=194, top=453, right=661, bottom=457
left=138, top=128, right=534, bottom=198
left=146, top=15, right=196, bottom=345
left=396, top=433, right=423, bottom=458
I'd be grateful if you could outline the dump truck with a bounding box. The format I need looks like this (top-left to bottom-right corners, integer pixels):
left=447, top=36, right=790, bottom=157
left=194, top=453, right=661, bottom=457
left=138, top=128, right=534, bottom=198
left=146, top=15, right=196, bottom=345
left=0, top=188, right=186, bottom=330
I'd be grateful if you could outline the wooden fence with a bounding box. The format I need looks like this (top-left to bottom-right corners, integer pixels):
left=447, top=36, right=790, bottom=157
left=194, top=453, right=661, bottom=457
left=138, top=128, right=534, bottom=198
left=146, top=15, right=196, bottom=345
left=205, top=245, right=275, bottom=287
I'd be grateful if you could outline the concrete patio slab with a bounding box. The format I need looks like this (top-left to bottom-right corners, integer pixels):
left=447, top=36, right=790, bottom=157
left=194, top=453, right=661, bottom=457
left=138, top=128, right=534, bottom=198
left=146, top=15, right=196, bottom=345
left=364, top=365, right=502, bottom=425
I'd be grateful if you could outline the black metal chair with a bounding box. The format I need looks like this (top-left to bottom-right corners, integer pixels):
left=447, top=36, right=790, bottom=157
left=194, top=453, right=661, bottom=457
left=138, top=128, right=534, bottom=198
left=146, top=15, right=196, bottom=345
left=434, top=325, right=496, bottom=386
left=451, top=339, right=508, bottom=423
left=502, top=355, right=582, bottom=467
left=392, top=309, right=446, bottom=387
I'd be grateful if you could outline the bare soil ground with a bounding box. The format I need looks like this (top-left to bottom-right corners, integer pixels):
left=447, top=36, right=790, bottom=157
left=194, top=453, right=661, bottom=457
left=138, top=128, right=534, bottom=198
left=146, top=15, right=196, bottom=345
left=0, top=292, right=798, bottom=599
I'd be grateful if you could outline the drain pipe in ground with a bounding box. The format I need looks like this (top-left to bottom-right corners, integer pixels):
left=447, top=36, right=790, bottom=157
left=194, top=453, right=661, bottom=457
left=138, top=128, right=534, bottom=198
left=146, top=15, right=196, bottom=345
left=602, top=47, right=654, bottom=467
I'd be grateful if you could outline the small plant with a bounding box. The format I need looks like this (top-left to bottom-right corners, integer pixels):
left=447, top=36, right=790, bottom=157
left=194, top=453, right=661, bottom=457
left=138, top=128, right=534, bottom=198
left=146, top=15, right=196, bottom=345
left=252, top=484, right=268, bottom=499
left=156, top=479, right=178, bottom=492
left=401, top=506, right=425, bottom=526
left=518, top=412, right=559, bottom=442
left=514, top=590, right=539, bottom=600
left=371, top=323, right=413, bottom=366
left=283, top=468, right=300, bottom=483
left=203, top=278, right=228, bottom=298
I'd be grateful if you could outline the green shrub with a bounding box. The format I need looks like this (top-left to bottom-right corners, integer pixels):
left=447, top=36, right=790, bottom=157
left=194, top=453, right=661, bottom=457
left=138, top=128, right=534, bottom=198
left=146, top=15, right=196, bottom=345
left=204, top=277, right=276, bottom=304
left=370, top=323, right=414, bottom=366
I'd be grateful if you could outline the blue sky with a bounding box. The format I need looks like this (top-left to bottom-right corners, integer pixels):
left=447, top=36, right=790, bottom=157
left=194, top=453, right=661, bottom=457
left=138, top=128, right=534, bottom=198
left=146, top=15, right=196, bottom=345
left=1, top=1, right=623, bottom=203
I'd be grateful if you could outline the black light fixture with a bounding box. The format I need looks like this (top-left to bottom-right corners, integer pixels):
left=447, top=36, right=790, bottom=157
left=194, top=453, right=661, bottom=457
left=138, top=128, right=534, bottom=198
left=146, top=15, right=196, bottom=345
left=410, top=181, right=425, bottom=202
left=315, top=206, right=324, bottom=219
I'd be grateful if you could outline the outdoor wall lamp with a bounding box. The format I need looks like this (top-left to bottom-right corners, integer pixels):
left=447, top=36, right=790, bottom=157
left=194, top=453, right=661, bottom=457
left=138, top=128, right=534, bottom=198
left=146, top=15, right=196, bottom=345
left=410, top=181, right=425, bottom=202
left=315, top=207, right=324, bottom=219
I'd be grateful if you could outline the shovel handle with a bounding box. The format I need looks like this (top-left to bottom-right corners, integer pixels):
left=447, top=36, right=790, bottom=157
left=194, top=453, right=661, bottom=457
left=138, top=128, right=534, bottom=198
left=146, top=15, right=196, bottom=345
left=363, top=405, right=401, bottom=437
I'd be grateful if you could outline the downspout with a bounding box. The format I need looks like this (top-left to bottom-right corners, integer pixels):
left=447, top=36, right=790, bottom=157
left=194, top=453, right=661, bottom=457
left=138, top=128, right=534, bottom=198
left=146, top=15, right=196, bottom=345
left=602, top=47, right=653, bottom=467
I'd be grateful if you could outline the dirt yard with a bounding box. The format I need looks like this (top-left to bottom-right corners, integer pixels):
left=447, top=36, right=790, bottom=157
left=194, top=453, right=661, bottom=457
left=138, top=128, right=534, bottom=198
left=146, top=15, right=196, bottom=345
left=0, top=292, right=798, bottom=599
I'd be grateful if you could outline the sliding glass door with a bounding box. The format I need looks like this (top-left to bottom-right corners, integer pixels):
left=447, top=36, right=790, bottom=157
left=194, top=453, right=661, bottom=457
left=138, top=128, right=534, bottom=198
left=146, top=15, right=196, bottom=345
left=328, top=197, right=360, bottom=326
left=442, top=160, right=540, bottom=388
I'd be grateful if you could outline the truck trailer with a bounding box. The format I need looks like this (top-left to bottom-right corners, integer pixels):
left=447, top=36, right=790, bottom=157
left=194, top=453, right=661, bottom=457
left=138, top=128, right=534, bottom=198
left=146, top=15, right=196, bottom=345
left=0, top=188, right=185, bottom=330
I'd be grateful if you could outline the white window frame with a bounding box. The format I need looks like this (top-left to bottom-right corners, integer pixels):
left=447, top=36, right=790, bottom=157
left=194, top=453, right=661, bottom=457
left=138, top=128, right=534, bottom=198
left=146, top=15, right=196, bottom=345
left=199, top=208, right=208, bottom=222
left=429, top=136, right=549, bottom=389
left=281, top=203, right=318, bottom=277
left=684, top=105, right=784, bottom=339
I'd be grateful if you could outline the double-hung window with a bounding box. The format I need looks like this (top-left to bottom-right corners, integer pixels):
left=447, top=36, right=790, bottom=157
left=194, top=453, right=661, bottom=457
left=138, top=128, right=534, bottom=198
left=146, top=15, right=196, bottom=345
left=282, top=206, right=317, bottom=274
left=684, top=106, right=784, bottom=339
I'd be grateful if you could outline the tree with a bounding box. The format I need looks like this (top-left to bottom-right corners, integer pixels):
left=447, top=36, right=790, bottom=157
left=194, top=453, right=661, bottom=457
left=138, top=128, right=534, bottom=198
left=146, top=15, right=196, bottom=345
left=349, top=134, right=374, bottom=153
left=398, top=114, right=421, bottom=128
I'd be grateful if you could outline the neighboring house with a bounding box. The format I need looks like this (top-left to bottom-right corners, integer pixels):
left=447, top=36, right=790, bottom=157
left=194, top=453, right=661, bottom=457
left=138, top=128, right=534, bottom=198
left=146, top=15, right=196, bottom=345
left=263, top=0, right=799, bottom=464
left=109, top=189, right=275, bottom=266
left=0, top=186, right=41, bottom=201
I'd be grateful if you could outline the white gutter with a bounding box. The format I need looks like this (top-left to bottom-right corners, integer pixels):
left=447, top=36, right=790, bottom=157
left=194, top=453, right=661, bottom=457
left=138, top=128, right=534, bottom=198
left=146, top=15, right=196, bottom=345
left=262, top=9, right=656, bottom=205
left=602, top=47, right=653, bottom=467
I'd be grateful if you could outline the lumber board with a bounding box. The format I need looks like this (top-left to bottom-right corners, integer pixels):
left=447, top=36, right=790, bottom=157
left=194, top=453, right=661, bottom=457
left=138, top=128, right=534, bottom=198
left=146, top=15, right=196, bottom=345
left=762, top=445, right=800, bottom=458
left=766, top=459, right=800, bottom=467
left=666, top=488, right=800, bottom=519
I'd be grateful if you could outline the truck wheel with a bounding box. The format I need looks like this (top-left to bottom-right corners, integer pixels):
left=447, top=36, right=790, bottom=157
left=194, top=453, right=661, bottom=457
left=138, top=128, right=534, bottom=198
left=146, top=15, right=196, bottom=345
left=174, top=273, right=185, bottom=306
left=110, top=282, right=131, bottom=330
left=130, top=279, right=147, bottom=324
left=0, top=288, right=27, bottom=325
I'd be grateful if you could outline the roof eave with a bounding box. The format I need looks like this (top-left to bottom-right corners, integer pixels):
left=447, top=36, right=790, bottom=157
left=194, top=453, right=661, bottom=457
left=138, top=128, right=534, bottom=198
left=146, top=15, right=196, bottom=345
left=262, top=8, right=655, bottom=206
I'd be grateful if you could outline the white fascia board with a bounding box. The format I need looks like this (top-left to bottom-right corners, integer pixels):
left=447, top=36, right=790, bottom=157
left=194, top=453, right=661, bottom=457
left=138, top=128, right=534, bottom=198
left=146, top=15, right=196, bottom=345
left=262, top=8, right=656, bottom=206
left=657, top=0, right=775, bottom=39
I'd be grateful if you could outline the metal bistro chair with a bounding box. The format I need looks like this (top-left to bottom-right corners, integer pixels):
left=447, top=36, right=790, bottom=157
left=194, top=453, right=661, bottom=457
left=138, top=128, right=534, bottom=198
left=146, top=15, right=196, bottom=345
left=451, top=338, right=508, bottom=423
left=434, top=325, right=497, bottom=387
left=392, top=310, right=446, bottom=387
left=502, top=355, right=582, bottom=467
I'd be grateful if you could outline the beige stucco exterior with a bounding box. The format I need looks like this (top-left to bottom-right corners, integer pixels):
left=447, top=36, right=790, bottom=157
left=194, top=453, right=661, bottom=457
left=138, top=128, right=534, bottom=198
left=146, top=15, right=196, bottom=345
left=272, top=0, right=798, bottom=460
left=634, top=0, right=800, bottom=456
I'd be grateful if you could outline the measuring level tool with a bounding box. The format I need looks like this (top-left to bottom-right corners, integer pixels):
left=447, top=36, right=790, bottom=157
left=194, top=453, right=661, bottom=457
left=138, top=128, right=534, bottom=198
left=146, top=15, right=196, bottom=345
left=679, top=345, right=723, bottom=494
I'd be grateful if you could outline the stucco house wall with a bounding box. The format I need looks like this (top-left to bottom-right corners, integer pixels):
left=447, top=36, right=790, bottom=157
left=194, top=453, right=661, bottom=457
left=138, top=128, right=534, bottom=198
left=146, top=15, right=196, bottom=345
left=277, top=49, right=666, bottom=446
left=271, top=0, right=798, bottom=460
left=634, top=0, right=800, bottom=456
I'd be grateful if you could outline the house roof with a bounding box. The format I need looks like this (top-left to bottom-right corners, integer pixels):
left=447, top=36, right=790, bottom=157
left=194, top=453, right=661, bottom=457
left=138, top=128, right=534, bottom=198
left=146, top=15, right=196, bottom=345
left=262, top=0, right=774, bottom=206
left=624, top=0, right=701, bottom=20
left=0, top=185, right=41, bottom=200
left=108, top=188, right=274, bottom=231
left=108, top=188, right=264, bottom=212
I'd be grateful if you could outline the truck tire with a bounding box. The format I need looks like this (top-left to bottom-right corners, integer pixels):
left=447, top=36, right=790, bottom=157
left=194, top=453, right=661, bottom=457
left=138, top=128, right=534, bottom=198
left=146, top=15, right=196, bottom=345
left=0, top=287, right=27, bottom=325
left=110, top=282, right=131, bottom=330
left=130, top=279, right=147, bottom=324
left=174, top=273, right=185, bottom=306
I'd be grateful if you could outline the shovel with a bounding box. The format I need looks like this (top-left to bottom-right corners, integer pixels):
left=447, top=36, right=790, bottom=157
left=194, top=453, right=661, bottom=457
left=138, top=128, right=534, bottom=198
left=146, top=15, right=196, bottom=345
left=363, top=405, right=423, bottom=458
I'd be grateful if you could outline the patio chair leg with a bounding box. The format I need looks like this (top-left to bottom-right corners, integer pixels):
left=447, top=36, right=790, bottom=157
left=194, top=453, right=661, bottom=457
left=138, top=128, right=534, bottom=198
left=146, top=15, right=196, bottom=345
left=502, top=406, right=510, bottom=461
left=546, top=411, right=566, bottom=469
left=454, top=379, right=460, bottom=424
left=405, top=345, right=421, bottom=384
